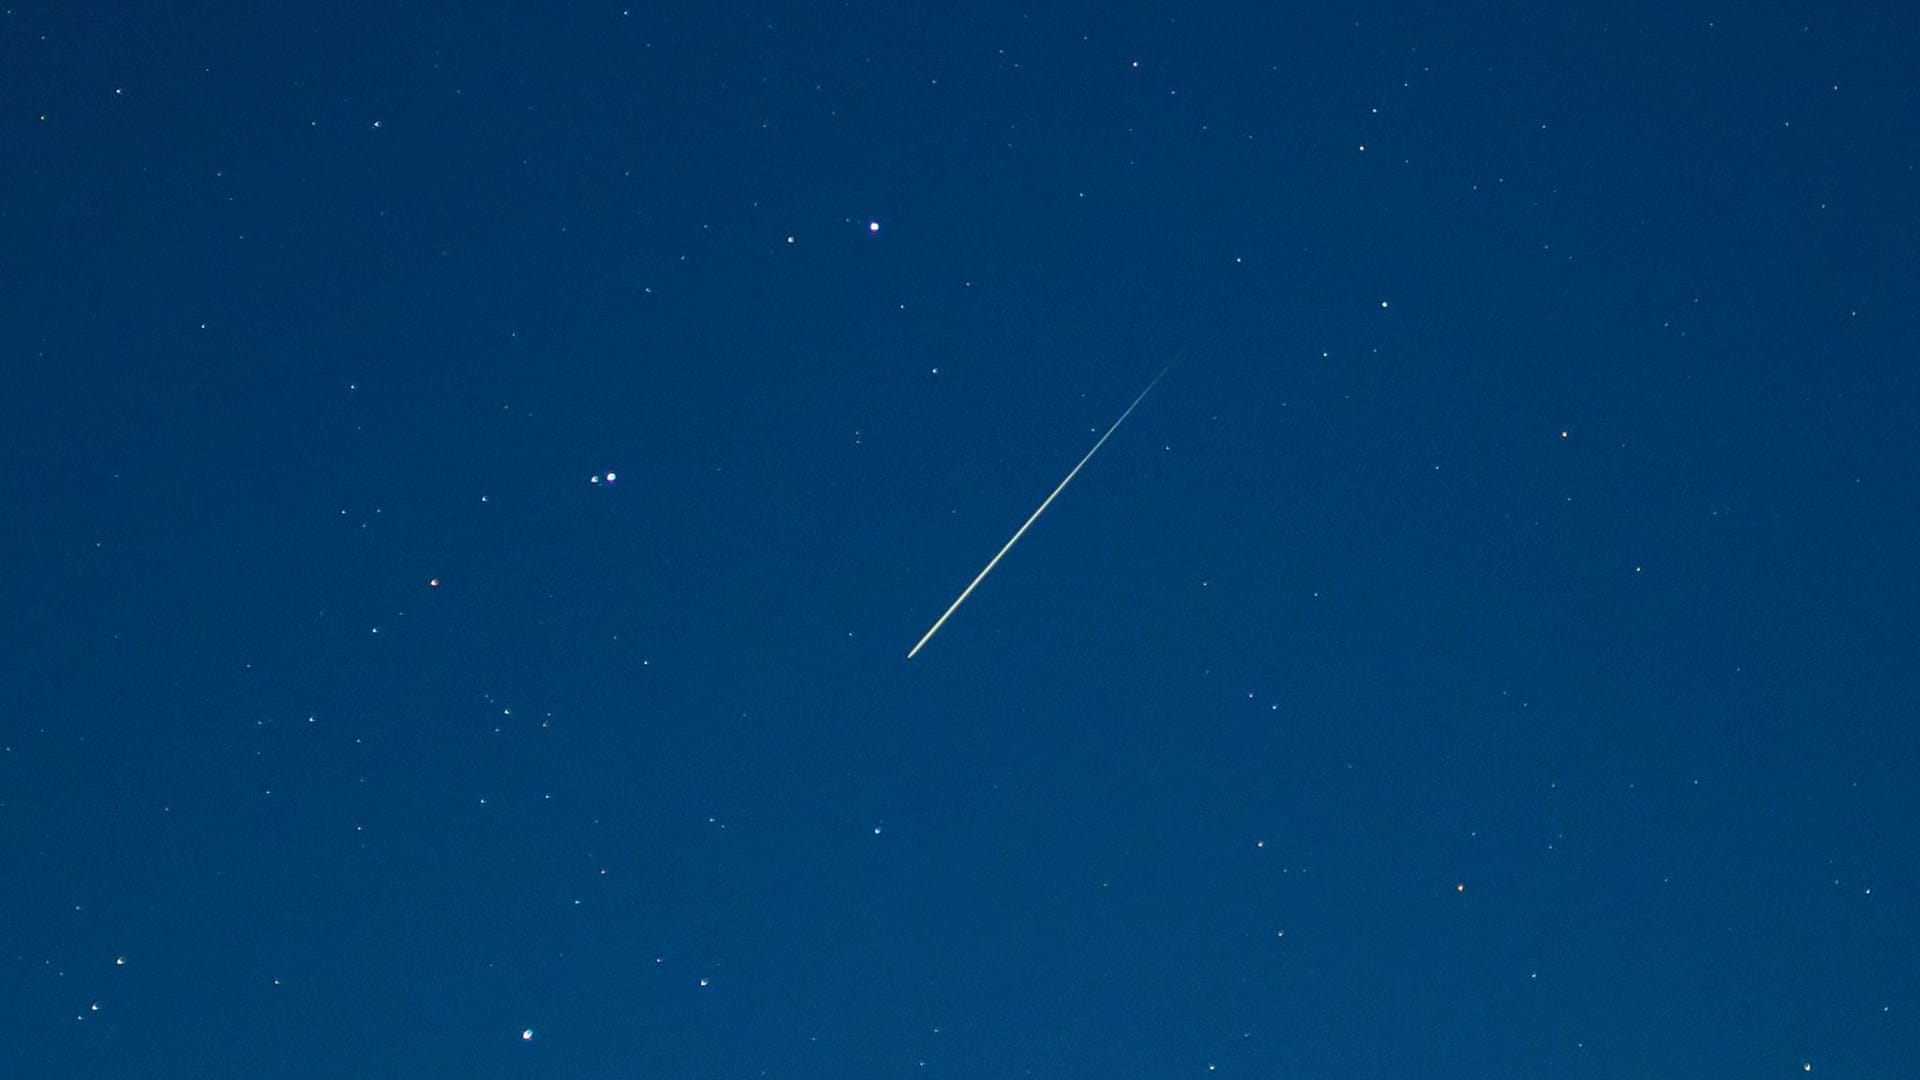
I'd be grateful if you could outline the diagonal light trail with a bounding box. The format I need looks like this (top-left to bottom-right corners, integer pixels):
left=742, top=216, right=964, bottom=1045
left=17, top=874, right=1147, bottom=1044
left=907, top=363, right=1172, bottom=659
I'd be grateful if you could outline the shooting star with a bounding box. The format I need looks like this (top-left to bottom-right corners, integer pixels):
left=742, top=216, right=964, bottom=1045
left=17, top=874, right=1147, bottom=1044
left=907, top=363, right=1173, bottom=659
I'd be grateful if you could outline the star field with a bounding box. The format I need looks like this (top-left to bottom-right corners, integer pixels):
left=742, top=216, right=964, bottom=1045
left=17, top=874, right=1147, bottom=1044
left=3, top=2, right=1915, bottom=1076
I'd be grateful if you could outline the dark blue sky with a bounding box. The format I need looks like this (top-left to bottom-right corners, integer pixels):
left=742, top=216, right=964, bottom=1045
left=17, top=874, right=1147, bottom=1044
left=5, top=2, right=1916, bottom=1076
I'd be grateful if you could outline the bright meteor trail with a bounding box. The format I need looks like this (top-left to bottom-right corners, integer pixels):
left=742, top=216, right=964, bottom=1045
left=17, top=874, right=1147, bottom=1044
left=907, top=363, right=1172, bottom=659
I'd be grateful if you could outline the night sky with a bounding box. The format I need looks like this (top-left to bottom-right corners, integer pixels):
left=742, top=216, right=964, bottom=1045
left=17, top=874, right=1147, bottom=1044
left=5, top=3, right=1917, bottom=1077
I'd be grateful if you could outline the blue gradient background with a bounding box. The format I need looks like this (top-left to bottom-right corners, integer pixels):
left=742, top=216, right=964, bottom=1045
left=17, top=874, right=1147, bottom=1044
left=4, top=3, right=1915, bottom=1076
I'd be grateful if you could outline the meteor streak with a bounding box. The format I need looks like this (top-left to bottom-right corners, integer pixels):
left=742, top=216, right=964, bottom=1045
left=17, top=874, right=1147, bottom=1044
left=907, top=363, right=1172, bottom=659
